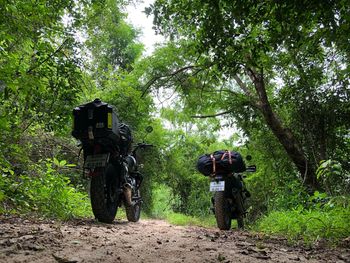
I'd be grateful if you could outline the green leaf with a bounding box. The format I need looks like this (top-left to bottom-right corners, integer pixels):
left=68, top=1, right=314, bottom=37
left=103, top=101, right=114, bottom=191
left=59, top=160, right=67, bottom=167
left=53, top=158, right=60, bottom=166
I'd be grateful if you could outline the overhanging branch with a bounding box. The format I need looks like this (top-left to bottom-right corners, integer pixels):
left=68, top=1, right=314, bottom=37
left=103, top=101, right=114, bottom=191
left=233, top=74, right=254, bottom=98
left=191, top=109, right=233, bottom=118
left=141, top=63, right=214, bottom=97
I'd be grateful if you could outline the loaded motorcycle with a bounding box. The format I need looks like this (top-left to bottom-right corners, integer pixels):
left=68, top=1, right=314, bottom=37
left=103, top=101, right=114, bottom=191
left=197, top=151, right=256, bottom=230
left=72, top=98, right=153, bottom=223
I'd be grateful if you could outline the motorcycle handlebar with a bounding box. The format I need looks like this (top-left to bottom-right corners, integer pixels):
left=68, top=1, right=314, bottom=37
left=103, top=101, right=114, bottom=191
left=137, top=143, right=153, bottom=148
left=132, top=143, right=154, bottom=153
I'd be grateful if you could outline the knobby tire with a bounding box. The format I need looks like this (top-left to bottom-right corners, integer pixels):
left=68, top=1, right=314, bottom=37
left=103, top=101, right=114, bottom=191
left=214, top=191, right=231, bottom=230
left=90, top=164, right=119, bottom=223
left=125, top=189, right=141, bottom=222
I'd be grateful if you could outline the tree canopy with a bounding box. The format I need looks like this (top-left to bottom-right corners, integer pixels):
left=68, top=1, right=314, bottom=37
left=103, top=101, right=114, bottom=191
left=146, top=0, right=350, bottom=191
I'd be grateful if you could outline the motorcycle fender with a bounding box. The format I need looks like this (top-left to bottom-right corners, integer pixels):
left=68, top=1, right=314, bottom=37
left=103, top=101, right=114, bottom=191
left=123, top=184, right=132, bottom=206
left=84, top=153, right=110, bottom=169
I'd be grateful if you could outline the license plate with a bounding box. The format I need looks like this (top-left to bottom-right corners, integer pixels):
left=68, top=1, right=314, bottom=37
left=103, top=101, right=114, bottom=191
left=84, top=154, right=109, bottom=169
left=210, top=181, right=225, bottom=192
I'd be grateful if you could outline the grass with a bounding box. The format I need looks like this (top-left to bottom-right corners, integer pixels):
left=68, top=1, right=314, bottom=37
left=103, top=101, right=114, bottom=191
left=165, top=212, right=217, bottom=227
left=148, top=193, right=350, bottom=246
left=253, top=208, right=350, bottom=245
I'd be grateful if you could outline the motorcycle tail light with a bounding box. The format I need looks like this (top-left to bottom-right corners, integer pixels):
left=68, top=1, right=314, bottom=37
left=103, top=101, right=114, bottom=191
left=94, top=144, right=101, bottom=154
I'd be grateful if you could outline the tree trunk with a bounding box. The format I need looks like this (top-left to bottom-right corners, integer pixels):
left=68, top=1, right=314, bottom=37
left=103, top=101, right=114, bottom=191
left=246, top=67, right=320, bottom=192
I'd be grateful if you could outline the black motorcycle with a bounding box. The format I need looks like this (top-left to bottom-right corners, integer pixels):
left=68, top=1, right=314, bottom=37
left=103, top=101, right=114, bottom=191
left=197, top=151, right=256, bottom=230
left=72, top=99, right=152, bottom=223
left=210, top=163, right=256, bottom=230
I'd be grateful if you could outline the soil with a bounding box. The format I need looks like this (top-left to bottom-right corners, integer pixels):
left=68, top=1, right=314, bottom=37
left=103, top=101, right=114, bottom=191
left=0, top=216, right=349, bottom=263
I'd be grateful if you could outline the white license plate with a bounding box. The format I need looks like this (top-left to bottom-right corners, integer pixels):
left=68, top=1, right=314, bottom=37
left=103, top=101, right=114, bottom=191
left=210, top=181, right=225, bottom=192
left=84, top=154, right=109, bottom=169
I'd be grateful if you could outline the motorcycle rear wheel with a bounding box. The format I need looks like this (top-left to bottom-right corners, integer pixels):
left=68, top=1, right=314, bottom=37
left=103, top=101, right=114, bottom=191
left=90, top=164, right=119, bottom=223
left=214, top=191, right=232, bottom=230
left=125, top=189, right=141, bottom=222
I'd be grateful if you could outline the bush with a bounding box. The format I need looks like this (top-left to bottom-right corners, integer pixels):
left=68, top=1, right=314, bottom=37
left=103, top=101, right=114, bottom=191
left=0, top=159, right=92, bottom=220
left=150, top=183, right=175, bottom=218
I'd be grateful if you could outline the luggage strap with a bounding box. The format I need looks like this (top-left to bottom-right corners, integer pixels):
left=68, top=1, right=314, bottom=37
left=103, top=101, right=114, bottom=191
left=210, top=154, right=216, bottom=174
left=210, top=150, right=234, bottom=175
left=220, top=150, right=232, bottom=164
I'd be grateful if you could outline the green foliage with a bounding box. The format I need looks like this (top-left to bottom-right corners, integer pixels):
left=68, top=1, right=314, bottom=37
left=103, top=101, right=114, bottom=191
left=150, top=183, right=174, bottom=218
left=0, top=159, right=92, bottom=220
left=0, top=0, right=153, bottom=222
left=254, top=206, right=350, bottom=245
left=0, top=0, right=83, bottom=132
left=147, top=0, right=350, bottom=192
left=153, top=131, right=212, bottom=215
left=316, top=160, right=350, bottom=195
left=83, top=0, right=143, bottom=81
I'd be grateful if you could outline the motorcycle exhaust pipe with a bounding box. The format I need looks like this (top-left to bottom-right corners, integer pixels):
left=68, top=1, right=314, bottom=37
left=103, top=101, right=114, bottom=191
left=123, top=183, right=132, bottom=206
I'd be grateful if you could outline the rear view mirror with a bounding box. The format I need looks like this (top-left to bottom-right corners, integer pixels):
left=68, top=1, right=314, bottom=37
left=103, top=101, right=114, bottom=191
left=145, top=126, right=153, bottom=133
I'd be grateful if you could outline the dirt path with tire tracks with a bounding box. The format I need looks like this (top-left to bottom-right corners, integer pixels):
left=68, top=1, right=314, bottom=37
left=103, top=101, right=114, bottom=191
left=0, top=216, right=349, bottom=263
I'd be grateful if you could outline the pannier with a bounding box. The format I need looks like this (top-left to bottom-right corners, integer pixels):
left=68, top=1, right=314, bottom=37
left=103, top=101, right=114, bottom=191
left=196, top=150, right=246, bottom=176
left=72, top=98, right=120, bottom=144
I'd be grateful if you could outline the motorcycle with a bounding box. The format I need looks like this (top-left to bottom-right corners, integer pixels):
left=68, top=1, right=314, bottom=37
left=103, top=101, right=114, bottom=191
left=72, top=98, right=153, bottom=223
left=209, top=159, right=256, bottom=230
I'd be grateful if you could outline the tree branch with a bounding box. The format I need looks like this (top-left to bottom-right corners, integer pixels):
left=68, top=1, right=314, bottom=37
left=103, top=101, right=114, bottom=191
left=141, top=65, right=198, bottom=97
left=26, top=39, right=69, bottom=74
left=232, top=74, right=255, bottom=98
left=141, top=64, right=214, bottom=97
left=191, top=109, right=234, bottom=118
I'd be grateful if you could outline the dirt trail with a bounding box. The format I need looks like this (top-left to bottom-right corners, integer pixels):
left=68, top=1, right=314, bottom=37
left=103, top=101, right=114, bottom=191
left=0, top=217, right=349, bottom=263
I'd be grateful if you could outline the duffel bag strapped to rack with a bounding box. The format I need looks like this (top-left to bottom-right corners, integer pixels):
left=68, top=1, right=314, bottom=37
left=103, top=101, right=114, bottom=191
left=196, top=154, right=214, bottom=176
left=213, top=150, right=246, bottom=173
left=196, top=150, right=246, bottom=176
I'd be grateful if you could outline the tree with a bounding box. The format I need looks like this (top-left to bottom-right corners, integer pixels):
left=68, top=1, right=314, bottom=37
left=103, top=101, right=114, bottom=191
left=0, top=0, right=160, bottom=216
left=82, top=0, right=144, bottom=88
left=146, top=0, right=350, bottom=192
left=0, top=0, right=87, bottom=172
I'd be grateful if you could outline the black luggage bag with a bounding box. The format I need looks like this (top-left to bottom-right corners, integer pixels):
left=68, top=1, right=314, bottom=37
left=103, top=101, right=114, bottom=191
left=197, top=150, right=246, bottom=176
left=72, top=98, right=120, bottom=144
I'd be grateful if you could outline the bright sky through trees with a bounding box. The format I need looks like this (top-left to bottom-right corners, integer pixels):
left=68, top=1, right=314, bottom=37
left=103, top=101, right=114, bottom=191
left=126, top=0, right=164, bottom=56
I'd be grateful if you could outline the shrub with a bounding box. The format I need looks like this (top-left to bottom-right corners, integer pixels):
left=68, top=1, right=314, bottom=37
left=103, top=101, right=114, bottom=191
left=0, top=159, right=92, bottom=220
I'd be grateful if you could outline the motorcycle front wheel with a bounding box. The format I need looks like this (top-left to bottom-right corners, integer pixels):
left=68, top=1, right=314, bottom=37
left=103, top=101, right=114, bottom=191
left=125, top=189, right=141, bottom=222
left=234, top=192, right=245, bottom=229
left=90, top=164, right=120, bottom=223
left=214, top=191, right=232, bottom=230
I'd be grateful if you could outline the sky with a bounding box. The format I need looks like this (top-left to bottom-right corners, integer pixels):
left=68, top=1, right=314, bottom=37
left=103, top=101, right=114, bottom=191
left=126, top=0, right=164, bottom=55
